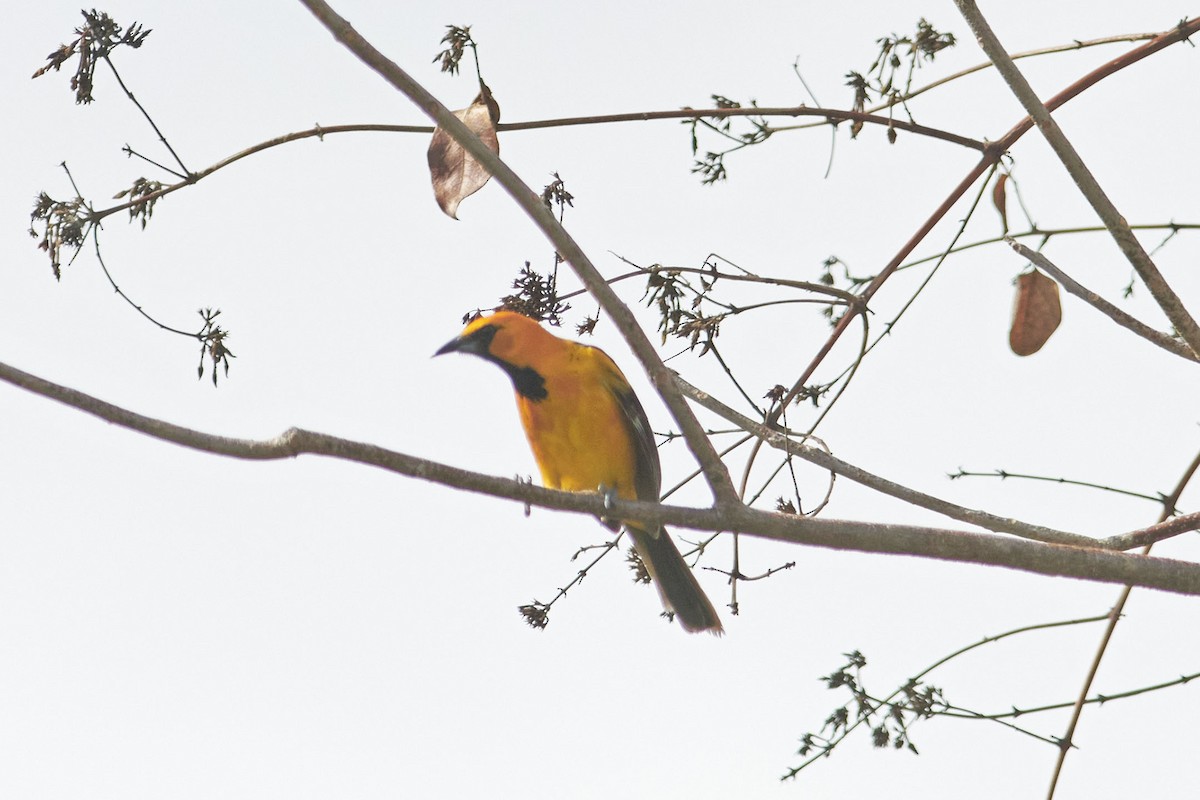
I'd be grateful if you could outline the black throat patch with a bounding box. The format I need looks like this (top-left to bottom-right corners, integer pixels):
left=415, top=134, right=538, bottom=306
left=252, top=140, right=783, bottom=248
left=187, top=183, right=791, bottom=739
left=459, top=322, right=549, bottom=401
left=498, top=360, right=547, bottom=401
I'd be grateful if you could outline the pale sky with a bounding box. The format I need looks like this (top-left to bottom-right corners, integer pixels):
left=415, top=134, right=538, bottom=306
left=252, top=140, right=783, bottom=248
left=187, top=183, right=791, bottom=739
left=3, top=2, right=1199, bottom=798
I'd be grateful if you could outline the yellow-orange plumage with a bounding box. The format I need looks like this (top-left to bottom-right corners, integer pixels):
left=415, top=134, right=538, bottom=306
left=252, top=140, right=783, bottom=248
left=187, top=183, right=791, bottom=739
left=436, top=310, right=723, bottom=634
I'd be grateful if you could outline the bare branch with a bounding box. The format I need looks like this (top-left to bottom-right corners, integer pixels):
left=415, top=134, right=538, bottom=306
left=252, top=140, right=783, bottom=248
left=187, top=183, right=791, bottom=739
left=956, top=2, right=1200, bottom=358
left=1102, top=511, right=1200, bottom=551
left=4, top=358, right=1200, bottom=597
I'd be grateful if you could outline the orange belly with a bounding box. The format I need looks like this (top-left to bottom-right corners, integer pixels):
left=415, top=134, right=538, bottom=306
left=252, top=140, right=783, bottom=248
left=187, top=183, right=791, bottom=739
left=516, top=387, right=638, bottom=500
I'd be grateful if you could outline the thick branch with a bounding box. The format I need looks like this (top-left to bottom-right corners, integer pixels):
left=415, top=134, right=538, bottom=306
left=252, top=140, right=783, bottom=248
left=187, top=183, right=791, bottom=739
left=4, top=358, right=1200, bottom=596
left=956, top=2, right=1200, bottom=357
left=297, top=0, right=740, bottom=506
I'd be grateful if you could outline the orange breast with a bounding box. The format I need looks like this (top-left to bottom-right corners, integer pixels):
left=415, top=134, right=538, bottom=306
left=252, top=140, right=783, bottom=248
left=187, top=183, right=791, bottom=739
left=515, top=353, right=639, bottom=500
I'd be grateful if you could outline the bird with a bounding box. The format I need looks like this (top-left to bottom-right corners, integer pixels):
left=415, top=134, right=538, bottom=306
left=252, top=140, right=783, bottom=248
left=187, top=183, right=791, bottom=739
left=435, top=310, right=723, bottom=634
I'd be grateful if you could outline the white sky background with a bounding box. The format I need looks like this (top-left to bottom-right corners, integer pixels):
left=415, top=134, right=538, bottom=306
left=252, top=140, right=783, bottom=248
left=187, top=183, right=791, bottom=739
left=2, top=2, right=1199, bottom=798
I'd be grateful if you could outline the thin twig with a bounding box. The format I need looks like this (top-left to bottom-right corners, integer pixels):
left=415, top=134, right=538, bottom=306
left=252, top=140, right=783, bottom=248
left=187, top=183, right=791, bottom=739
left=950, top=468, right=1164, bottom=505
left=776, top=32, right=1162, bottom=135
left=899, top=223, right=1200, bottom=272
left=91, top=227, right=202, bottom=339
left=101, top=55, right=190, bottom=178
left=955, top=669, right=1200, bottom=720
left=1006, top=240, right=1197, bottom=362
left=907, top=701, right=1063, bottom=747
left=514, top=105, right=985, bottom=151
left=90, top=123, right=432, bottom=223
left=531, top=538, right=622, bottom=622
left=783, top=613, right=1109, bottom=778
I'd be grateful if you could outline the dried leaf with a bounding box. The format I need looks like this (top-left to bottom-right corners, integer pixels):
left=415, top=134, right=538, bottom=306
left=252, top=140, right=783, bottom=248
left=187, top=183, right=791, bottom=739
left=1009, top=269, right=1061, bottom=356
left=427, top=89, right=500, bottom=219
left=992, top=173, right=1008, bottom=234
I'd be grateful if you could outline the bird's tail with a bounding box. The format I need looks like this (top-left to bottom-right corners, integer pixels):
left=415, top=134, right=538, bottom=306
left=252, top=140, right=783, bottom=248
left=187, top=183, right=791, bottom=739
left=627, top=525, right=724, bottom=635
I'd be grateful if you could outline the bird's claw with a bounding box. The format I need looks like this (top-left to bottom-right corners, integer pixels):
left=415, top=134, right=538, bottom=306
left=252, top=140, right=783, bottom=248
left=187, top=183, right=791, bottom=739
left=599, top=484, right=618, bottom=512
left=597, top=484, right=622, bottom=531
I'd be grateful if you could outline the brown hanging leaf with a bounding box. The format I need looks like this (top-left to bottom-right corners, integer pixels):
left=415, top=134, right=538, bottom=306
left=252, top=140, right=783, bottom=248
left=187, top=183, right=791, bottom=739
left=1009, top=269, right=1062, bottom=356
left=427, top=86, right=501, bottom=219
left=992, top=173, right=1009, bottom=234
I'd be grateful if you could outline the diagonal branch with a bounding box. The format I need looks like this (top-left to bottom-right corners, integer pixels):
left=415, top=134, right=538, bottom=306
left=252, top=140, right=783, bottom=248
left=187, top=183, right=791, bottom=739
left=297, top=0, right=740, bottom=506
left=955, top=1, right=1200, bottom=357
left=1007, top=240, right=1197, bottom=362
left=672, top=375, right=1094, bottom=547
left=1102, top=511, right=1200, bottom=551
left=676, top=379, right=1200, bottom=554
left=676, top=374, right=1200, bottom=554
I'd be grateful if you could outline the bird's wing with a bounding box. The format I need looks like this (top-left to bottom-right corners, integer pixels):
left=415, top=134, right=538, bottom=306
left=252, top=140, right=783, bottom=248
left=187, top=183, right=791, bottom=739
left=590, top=347, right=662, bottom=504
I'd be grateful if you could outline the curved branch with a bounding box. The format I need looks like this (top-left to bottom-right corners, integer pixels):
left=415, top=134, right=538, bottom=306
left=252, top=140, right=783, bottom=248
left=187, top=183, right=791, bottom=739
left=4, top=358, right=1200, bottom=597
left=91, top=123, right=431, bottom=223
left=89, top=103, right=980, bottom=225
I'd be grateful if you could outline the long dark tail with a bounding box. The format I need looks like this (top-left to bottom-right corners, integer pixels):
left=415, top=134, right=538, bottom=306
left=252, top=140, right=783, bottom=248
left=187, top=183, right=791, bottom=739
left=628, top=525, right=723, bottom=635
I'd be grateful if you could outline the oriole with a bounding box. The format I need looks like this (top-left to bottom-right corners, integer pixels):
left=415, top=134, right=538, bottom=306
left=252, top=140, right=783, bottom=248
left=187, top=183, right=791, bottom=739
left=436, top=310, right=723, bottom=634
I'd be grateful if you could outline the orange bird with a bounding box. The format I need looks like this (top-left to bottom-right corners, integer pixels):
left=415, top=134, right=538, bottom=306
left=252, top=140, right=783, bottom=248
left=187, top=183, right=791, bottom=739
left=436, top=310, right=723, bottom=634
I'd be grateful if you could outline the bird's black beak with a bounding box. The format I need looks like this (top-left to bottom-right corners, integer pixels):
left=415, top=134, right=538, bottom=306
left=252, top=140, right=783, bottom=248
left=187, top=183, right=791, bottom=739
left=434, top=336, right=466, bottom=357
left=434, top=322, right=497, bottom=358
